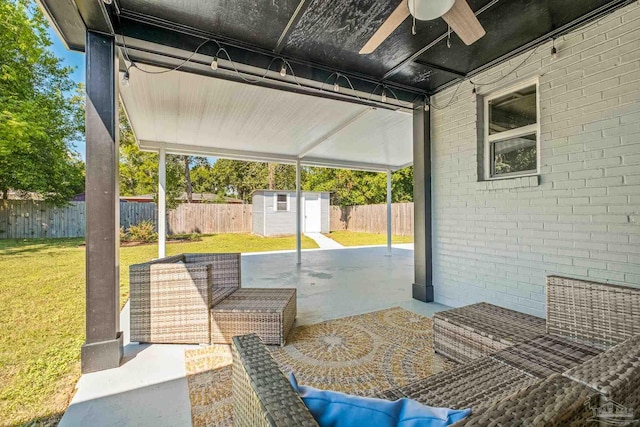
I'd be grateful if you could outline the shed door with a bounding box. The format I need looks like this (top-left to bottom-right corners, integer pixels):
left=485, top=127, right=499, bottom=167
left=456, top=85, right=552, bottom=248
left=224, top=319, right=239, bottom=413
left=304, top=194, right=321, bottom=233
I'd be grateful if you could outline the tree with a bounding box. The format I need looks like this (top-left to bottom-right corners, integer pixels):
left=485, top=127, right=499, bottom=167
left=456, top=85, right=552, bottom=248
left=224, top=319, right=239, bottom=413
left=190, top=159, right=218, bottom=194
left=182, top=156, right=193, bottom=203
left=118, top=110, right=219, bottom=207
left=303, top=166, right=413, bottom=207
left=210, top=160, right=298, bottom=203
left=390, top=166, right=413, bottom=203
left=0, top=0, right=85, bottom=204
left=118, top=109, right=183, bottom=208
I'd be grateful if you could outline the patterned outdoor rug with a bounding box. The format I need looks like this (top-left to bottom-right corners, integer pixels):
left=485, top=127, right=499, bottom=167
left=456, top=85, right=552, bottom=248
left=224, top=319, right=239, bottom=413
left=185, top=306, right=456, bottom=426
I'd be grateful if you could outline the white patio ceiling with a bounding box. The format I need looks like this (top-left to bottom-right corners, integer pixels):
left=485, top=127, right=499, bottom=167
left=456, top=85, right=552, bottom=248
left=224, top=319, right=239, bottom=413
left=119, top=66, right=413, bottom=171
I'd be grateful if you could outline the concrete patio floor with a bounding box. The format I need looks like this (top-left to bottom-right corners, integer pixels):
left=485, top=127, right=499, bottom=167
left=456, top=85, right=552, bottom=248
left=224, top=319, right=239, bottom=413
left=60, top=245, right=450, bottom=426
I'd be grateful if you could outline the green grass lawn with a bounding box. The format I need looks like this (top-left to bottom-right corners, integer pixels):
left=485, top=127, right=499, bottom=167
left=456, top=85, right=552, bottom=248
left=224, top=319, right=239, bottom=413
left=0, top=234, right=317, bottom=426
left=325, top=230, right=414, bottom=246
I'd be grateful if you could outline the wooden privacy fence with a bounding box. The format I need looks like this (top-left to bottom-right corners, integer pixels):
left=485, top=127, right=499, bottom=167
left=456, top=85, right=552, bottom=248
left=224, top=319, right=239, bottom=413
left=120, top=202, right=157, bottom=231
left=1, top=200, right=412, bottom=238
left=0, top=200, right=88, bottom=239
left=0, top=200, right=251, bottom=239
left=330, top=203, right=414, bottom=236
left=167, top=203, right=252, bottom=234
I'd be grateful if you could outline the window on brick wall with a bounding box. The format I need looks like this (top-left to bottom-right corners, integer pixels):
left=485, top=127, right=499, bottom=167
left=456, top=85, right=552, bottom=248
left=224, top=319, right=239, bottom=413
left=484, top=78, right=540, bottom=179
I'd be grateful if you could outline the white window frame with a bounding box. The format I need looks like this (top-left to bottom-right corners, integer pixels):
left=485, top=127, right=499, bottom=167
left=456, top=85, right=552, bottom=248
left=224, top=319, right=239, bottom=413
left=274, top=193, right=290, bottom=212
left=483, top=77, right=540, bottom=180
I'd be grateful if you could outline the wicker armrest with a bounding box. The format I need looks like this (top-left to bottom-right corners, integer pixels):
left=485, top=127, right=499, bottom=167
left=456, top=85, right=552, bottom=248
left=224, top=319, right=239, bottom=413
left=148, top=262, right=211, bottom=275
left=231, top=334, right=318, bottom=427
left=454, top=374, right=597, bottom=426
left=564, top=334, right=640, bottom=412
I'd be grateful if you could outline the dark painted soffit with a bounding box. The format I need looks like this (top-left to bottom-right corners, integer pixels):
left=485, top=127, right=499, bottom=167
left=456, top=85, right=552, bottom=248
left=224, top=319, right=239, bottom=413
left=40, top=0, right=633, bottom=97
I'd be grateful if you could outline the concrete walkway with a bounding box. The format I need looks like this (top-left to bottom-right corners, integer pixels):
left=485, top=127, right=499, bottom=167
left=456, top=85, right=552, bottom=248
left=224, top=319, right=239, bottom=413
left=304, top=232, right=344, bottom=249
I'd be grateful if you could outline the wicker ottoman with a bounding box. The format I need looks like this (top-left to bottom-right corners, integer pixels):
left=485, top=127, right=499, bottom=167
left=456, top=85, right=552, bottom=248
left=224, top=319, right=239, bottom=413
left=211, top=288, right=296, bottom=346
left=433, top=302, right=546, bottom=363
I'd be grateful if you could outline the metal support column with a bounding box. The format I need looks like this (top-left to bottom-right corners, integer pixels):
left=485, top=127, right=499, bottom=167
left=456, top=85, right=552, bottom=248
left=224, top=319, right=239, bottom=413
left=81, top=31, right=123, bottom=373
left=412, top=103, right=434, bottom=302
left=295, top=159, right=302, bottom=265
left=386, top=169, right=392, bottom=256
left=158, top=146, right=166, bottom=258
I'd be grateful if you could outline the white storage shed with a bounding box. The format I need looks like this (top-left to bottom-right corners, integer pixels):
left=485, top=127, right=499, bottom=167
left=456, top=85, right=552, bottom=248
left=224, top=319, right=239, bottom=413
left=252, top=190, right=330, bottom=236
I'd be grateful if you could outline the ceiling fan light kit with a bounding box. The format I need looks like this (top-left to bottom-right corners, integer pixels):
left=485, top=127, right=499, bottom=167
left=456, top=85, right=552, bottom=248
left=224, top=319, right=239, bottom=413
left=408, top=0, right=455, bottom=21
left=359, top=0, right=486, bottom=55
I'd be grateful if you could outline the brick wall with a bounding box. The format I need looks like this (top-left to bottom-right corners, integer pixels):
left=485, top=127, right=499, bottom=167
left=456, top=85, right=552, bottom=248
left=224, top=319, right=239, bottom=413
left=430, top=3, right=640, bottom=317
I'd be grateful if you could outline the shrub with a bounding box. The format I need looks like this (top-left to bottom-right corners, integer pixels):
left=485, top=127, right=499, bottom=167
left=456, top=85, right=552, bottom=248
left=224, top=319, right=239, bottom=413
left=120, top=226, right=129, bottom=242
left=126, top=220, right=157, bottom=243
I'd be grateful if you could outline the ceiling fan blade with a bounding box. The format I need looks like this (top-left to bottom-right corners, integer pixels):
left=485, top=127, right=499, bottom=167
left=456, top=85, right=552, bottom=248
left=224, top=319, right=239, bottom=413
left=442, top=0, right=486, bottom=45
left=359, top=1, right=410, bottom=54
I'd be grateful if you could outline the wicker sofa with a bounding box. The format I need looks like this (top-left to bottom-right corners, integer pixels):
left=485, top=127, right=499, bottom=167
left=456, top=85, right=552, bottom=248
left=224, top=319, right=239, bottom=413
left=231, top=276, right=640, bottom=426
left=129, top=253, right=296, bottom=345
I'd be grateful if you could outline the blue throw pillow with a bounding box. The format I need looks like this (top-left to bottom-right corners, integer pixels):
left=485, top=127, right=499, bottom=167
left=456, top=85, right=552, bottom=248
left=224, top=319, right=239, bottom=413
left=289, top=373, right=471, bottom=427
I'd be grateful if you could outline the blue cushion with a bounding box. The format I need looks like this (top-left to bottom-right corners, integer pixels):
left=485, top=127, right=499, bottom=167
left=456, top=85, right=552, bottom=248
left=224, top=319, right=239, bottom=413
left=289, top=373, right=471, bottom=427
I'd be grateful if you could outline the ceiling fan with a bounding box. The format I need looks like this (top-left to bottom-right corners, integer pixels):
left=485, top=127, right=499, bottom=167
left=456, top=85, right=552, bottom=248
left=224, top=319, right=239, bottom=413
left=359, top=0, right=486, bottom=54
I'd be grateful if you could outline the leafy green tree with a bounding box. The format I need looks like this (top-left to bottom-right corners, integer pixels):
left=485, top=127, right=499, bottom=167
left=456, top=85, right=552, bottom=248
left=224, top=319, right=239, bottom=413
left=0, top=0, right=85, bottom=204
left=210, top=159, right=266, bottom=203
left=390, top=166, right=413, bottom=203
left=118, top=110, right=183, bottom=208
left=304, top=166, right=413, bottom=206
left=210, top=160, right=299, bottom=203
left=190, top=160, right=217, bottom=194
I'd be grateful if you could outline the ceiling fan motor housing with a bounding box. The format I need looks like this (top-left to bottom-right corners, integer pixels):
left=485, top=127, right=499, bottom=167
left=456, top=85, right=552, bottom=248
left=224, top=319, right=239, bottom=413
left=408, top=0, right=456, bottom=21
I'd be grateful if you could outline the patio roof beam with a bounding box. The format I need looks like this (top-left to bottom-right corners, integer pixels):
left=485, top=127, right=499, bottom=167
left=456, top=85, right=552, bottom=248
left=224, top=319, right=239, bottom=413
left=115, top=13, right=427, bottom=104
left=299, top=158, right=394, bottom=173
left=413, top=60, right=467, bottom=78
left=274, top=0, right=310, bottom=54
left=34, top=0, right=85, bottom=51
left=118, top=44, right=408, bottom=112
left=75, top=0, right=115, bottom=36
left=139, top=141, right=299, bottom=165
left=138, top=141, right=399, bottom=173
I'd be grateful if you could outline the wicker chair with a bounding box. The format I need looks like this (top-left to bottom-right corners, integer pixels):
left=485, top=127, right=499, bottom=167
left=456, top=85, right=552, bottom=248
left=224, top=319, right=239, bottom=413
left=129, top=253, right=240, bottom=344
left=129, top=253, right=296, bottom=346
left=231, top=276, right=640, bottom=427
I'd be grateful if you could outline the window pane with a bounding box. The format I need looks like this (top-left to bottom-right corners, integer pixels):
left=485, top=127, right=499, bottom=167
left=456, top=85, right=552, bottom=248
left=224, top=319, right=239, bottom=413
left=489, top=85, right=536, bottom=135
left=276, top=194, right=287, bottom=211
left=492, top=134, right=537, bottom=176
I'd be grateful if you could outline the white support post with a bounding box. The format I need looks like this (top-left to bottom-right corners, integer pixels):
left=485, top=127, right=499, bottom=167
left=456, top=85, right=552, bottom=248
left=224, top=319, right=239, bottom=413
left=386, top=169, right=392, bottom=256
left=296, top=160, right=302, bottom=265
left=158, top=147, right=166, bottom=258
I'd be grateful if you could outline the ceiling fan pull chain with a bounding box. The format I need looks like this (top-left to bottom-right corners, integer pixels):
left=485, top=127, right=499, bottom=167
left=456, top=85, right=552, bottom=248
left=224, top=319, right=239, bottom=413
left=447, top=26, right=451, bottom=48
left=411, top=0, right=417, bottom=35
